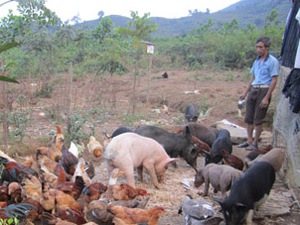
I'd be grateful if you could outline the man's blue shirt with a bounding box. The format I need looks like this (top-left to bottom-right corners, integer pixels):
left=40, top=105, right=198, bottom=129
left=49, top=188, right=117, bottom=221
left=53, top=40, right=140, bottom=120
left=250, top=54, right=279, bottom=85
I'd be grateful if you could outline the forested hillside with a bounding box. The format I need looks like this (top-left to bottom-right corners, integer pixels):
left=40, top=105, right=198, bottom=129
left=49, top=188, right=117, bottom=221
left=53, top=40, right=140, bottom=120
left=78, top=0, right=292, bottom=37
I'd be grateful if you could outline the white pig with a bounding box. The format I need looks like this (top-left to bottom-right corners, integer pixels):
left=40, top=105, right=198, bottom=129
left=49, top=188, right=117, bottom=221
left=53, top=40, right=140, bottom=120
left=103, top=132, right=177, bottom=189
left=194, top=163, right=243, bottom=196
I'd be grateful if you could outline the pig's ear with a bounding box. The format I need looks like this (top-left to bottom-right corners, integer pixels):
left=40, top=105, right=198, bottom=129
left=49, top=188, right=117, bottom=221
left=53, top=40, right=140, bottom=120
left=163, top=158, right=179, bottom=167
left=183, top=125, right=192, bottom=137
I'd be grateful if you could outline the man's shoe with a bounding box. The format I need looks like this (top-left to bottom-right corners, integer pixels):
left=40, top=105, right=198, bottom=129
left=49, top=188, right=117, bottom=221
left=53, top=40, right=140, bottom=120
left=246, top=145, right=258, bottom=151
left=237, top=142, right=249, bottom=148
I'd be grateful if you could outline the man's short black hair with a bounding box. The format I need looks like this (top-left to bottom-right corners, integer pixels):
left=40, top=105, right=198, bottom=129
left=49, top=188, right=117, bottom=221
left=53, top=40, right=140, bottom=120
left=256, top=37, right=271, bottom=48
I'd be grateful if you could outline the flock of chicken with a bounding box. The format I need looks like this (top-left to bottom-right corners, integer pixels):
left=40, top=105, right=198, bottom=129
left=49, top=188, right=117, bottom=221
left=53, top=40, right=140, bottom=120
left=0, top=125, right=165, bottom=225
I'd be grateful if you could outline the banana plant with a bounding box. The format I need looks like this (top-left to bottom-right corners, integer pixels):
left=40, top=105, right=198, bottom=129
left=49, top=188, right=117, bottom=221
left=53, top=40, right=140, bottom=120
left=0, top=42, right=19, bottom=83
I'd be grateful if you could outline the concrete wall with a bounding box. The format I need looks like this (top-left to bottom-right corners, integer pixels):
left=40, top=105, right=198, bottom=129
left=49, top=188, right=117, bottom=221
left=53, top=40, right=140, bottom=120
left=273, top=66, right=300, bottom=200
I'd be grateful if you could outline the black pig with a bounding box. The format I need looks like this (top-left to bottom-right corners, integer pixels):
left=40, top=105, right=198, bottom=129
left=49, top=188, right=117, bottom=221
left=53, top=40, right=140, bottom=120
left=184, top=103, right=199, bottom=122
left=111, top=126, right=134, bottom=138
left=205, top=129, right=232, bottom=165
left=135, top=125, right=199, bottom=169
left=185, top=122, right=217, bottom=147
left=215, top=161, right=275, bottom=225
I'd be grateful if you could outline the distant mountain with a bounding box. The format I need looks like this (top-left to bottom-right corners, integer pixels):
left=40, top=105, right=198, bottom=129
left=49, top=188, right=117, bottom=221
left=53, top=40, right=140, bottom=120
left=77, top=0, right=292, bottom=37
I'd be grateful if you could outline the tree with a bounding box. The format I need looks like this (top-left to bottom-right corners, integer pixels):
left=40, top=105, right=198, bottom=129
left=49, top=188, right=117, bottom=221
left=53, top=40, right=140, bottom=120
left=265, top=9, right=280, bottom=28
left=0, top=0, right=59, bottom=151
left=0, top=42, right=19, bottom=83
left=116, top=11, right=157, bottom=114
left=92, top=17, right=114, bottom=43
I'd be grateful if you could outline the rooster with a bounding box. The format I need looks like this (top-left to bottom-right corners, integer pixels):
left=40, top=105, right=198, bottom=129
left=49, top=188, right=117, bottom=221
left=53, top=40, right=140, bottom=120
left=221, top=149, right=244, bottom=171
left=108, top=205, right=165, bottom=225
left=60, top=144, right=79, bottom=176
left=87, top=136, right=103, bottom=158
left=0, top=156, right=39, bottom=185
left=0, top=202, right=36, bottom=221
left=47, top=125, right=65, bottom=162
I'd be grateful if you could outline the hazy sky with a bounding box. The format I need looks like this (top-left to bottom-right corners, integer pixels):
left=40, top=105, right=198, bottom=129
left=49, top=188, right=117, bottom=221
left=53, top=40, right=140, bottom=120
left=0, top=0, right=241, bottom=22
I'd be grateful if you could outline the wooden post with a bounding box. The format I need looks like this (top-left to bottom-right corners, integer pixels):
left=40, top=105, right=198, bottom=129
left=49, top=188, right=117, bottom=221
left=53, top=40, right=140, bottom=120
left=147, top=54, right=153, bottom=103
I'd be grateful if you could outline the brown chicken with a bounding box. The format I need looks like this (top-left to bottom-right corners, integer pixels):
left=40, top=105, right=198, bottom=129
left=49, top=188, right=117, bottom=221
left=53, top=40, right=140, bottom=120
left=21, top=174, right=42, bottom=202
left=87, top=136, right=103, bottom=158
left=37, top=152, right=70, bottom=186
left=55, top=189, right=83, bottom=211
left=84, top=196, right=150, bottom=224
left=102, top=168, right=148, bottom=201
left=81, top=182, right=108, bottom=205
left=221, top=149, right=244, bottom=171
left=40, top=181, right=56, bottom=212
left=191, top=135, right=211, bottom=156
left=257, top=144, right=273, bottom=154
left=112, top=183, right=147, bottom=201
left=55, top=207, right=87, bottom=224
left=8, top=182, right=22, bottom=204
left=47, top=125, right=65, bottom=162
left=57, top=176, right=85, bottom=200
left=60, top=146, right=79, bottom=176
left=108, top=205, right=165, bottom=225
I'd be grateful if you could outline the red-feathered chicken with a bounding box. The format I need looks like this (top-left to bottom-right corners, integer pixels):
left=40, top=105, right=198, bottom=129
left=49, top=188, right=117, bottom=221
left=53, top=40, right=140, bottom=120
left=55, top=189, right=83, bottom=212
left=108, top=205, right=165, bottom=225
left=0, top=156, right=39, bottom=184
left=56, top=176, right=85, bottom=200
left=191, top=135, right=211, bottom=156
left=221, top=149, right=244, bottom=171
left=101, top=168, right=148, bottom=201
left=81, top=182, right=108, bottom=205
left=60, top=145, right=79, bottom=176
left=54, top=207, right=87, bottom=224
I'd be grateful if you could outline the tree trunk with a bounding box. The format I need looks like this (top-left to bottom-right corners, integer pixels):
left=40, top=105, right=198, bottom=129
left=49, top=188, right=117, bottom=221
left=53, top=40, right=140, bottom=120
left=1, top=80, right=9, bottom=153
left=67, top=63, right=73, bottom=135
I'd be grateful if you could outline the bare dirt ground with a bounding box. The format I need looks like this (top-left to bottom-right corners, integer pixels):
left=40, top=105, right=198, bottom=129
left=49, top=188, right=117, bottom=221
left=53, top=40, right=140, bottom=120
left=5, top=68, right=300, bottom=224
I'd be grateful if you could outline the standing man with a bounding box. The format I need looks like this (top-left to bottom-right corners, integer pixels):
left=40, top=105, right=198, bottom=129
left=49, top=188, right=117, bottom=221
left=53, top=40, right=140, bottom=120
left=237, top=37, right=279, bottom=151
